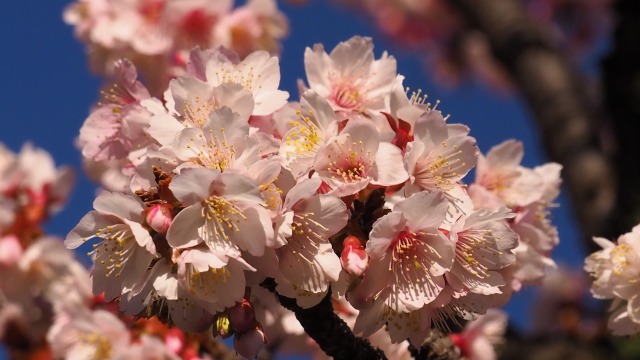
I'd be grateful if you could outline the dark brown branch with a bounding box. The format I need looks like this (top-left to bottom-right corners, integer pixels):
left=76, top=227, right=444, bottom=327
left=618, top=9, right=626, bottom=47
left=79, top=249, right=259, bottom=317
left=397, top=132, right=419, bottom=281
left=448, top=0, right=617, bottom=246
left=260, top=278, right=387, bottom=360
left=408, top=329, right=461, bottom=360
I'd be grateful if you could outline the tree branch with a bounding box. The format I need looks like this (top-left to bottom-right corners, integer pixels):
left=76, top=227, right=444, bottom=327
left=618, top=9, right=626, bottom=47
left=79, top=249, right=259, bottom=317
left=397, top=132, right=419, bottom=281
left=260, top=278, right=387, bottom=360
left=448, top=0, right=617, bottom=247
left=408, top=329, right=460, bottom=360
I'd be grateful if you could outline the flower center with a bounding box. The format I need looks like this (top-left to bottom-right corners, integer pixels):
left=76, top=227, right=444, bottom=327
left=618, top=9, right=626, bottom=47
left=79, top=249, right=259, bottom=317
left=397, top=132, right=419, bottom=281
left=331, top=82, right=362, bottom=110
left=201, top=196, right=247, bottom=241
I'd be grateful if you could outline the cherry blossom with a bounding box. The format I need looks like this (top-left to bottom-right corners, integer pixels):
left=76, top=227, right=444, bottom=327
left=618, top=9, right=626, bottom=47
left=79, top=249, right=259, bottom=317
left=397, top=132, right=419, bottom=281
left=66, top=192, right=156, bottom=301
left=304, top=36, right=398, bottom=117
left=354, top=191, right=454, bottom=344
left=313, top=117, right=408, bottom=197
left=273, top=178, right=347, bottom=307
left=166, top=167, right=274, bottom=255
left=585, top=226, right=640, bottom=335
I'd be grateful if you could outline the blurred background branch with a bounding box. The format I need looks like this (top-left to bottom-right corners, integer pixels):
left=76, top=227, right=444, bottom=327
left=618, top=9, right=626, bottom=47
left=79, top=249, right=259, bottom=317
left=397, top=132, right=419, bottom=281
left=448, top=0, right=616, bottom=251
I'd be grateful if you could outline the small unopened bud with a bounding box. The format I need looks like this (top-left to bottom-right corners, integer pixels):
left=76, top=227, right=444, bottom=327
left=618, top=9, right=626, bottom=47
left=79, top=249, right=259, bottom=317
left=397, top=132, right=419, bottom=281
left=449, top=333, right=469, bottom=357
left=340, top=235, right=368, bottom=276
left=340, top=246, right=368, bottom=276
left=342, top=235, right=362, bottom=249
left=164, top=328, right=185, bottom=354
left=233, top=328, right=266, bottom=359
left=215, top=313, right=234, bottom=339
left=229, top=299, right=256, bottom=333
left=145, top=203, right=173, bottom=234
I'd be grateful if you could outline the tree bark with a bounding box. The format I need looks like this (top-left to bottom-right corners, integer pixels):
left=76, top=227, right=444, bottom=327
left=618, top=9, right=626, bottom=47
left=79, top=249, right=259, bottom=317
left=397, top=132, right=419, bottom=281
left=602, top=0, right=640, bottom=237
left=448, top=0, right=617, bottom=247
left=261, top=279, right=388, bottom=360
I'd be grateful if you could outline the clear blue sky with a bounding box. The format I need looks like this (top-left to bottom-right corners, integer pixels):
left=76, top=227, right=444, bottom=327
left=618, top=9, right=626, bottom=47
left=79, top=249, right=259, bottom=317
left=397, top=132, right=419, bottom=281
left=0, top=0, right=588, bottom=358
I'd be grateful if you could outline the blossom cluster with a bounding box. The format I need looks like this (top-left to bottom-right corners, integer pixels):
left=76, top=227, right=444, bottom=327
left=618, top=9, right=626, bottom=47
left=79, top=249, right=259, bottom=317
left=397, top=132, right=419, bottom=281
left=48, top=295, right=214, bottom=360
left=65, top=0, right=288, bottom=95
left=67, top=34, right=562, bottom=356
left=585, top=226, right=640, bottom=335
left=0, top=143, right=90, bottom=357
left=0, top=143, right=218, bottom=359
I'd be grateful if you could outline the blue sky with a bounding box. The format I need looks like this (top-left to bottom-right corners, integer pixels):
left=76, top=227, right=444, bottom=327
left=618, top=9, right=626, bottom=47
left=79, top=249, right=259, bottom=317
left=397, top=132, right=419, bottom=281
left=0, top=0, right=589, bottom=357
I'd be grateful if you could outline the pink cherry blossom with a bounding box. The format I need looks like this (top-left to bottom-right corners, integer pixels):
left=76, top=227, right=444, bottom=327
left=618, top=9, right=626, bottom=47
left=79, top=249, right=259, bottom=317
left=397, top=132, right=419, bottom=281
left=585, top=226, right=640, bottom=334
left=446, top=208, right=518, bottom=295
left=66, top=192, right=156, bottom=301
left=177, top=246, right=254, bottom=314
left=48, top=309, right=130, bottom=360
left=403, top=108, right=478, bottom=195
left=450, top=309, right=508, bottom=360
left=313, top=117, right=408, bottom=197
left=213, top=0, right=289, bottom=59
left=166, top=167, right=273, bottom=256
left=273, top=178, right=347, bottom=307
left=199, top=47, right=289, bottom=115
left=353, top=191, right=454, bottom=343
left=78, top=59, right=152, bottom=162
left=474, top=140, right=545, bottom=207
left=304, top=36, right=397, bottom=117
left=278, top=91, right=339, bottom=179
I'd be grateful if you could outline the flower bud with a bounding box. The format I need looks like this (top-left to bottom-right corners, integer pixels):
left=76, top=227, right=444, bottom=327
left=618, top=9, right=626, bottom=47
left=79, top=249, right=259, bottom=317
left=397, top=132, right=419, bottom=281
left=229, top=299, right=256, bottom=333
left=342, top=235, right=362, bottom=250
left=164, top=328, right=185, bottom=354
left=449, top=333, right=469, bottom=357
left=145, top=203, right=173, bottom=234
left=233, top=328, right=266, bottom=359
left=340, top=245, right=368, bottom=276
left=215, top=313, right=234, bottom=339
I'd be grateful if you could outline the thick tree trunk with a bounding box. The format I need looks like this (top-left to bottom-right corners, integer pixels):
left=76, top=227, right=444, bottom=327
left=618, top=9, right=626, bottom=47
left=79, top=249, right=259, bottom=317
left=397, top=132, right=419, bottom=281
left=448, top=0, right=617, bottom=247
left=602, top=0, right=640, bottom=237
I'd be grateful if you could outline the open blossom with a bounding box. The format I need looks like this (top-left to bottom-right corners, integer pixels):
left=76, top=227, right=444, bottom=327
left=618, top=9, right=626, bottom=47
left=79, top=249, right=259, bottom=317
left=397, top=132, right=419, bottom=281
left=585, top=226, right=640, bottom=335
left=474, top=140, right=544, bottom=208
left=200, top=47, right=289, bottom=115
left=273, top=178, right=348, bottom=307
left=177, top=246, right=255, bottom=314
left=66, top=192, right=156, bottom=301
left=470, top=140, right=561, bottom=288
left=354, top=191, right=454, bottom=344
left=0, top=237, right=91, bottom=317
left=166, top=167, right=274, bottom=256
left=304, top=36, right=397, bottom=116
left=48, top=309, right=130, bottom=360
left=214, top=0, right=289, bottom=58
left=446, top=208, right=518, bottom=295
left=78, top=59, right=152, bottom=162
left=278, top=91, right=339, bottom=179
left=450, top=309, right=508, bottom=360
left=166, top=107, right=262, bottom=174
left=0, top=143, right=74, bottom=231
left=313, top=117, right=408, bottom=197
left=403, top=108, right=478, bottom=196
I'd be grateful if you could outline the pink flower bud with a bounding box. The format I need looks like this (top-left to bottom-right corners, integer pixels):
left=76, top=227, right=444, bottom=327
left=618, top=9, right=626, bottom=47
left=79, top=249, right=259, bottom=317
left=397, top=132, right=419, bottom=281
left=233, top=328, right=266, bottom=359
left=449, top=333, right=470, bottom=357
left=229, top=299, right=256, bottom=333
left=164, top=328, right=185, bottom=354
left=342, top=235, right=362, bottom=249
left=145, top=203, right=173, bottom=234
left=0, top=235, right=23, bottom=267
left=340, top=245, right=369, bottom=276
